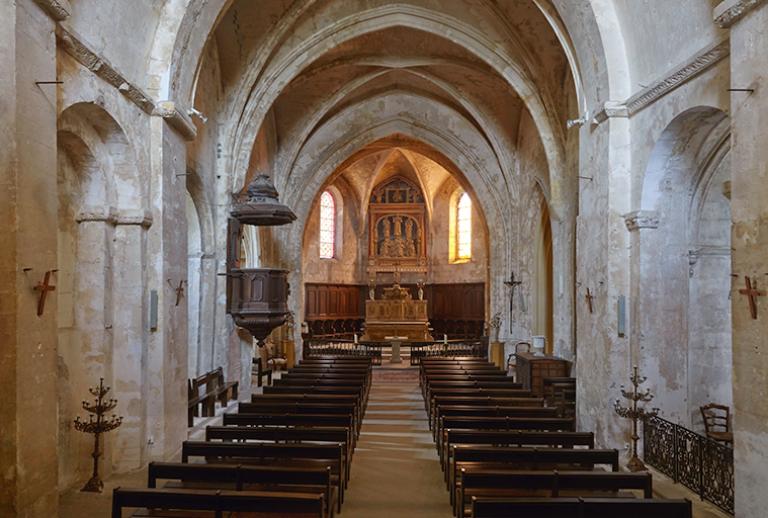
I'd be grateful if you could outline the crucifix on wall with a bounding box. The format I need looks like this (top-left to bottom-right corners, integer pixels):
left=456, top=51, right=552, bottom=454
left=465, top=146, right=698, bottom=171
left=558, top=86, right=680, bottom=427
left=738, top=276, right=765, bottom=320
left=167, top=279, right=186, bottom=307
left=504, top=272, right=522, bottom=326
left=585, top=287, right=595, bottom=314
left=34, top=269, right=58, bottom=316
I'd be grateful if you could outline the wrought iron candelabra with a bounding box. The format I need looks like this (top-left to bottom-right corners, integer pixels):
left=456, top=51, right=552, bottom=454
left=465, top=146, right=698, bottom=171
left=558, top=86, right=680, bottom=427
left=614, top=365, right=659, bottom=472
left=73, top=378, right=123, bottom=492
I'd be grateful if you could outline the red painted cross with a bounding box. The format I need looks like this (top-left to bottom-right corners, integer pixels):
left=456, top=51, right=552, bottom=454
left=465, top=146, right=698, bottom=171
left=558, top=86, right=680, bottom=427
left=739, top=276, right=766, bottom=320
left=34, top=270, right=57, bottom=316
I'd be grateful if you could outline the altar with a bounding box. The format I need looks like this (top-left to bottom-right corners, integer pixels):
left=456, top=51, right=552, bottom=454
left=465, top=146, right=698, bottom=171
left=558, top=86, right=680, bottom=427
left=362, top=283, right=433, bottom=341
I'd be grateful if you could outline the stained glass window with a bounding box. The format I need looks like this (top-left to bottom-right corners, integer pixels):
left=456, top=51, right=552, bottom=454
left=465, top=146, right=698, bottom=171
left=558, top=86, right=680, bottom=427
left=457, top=192, right=472, bottom=260
left=319, top=191, right=335, bottom=259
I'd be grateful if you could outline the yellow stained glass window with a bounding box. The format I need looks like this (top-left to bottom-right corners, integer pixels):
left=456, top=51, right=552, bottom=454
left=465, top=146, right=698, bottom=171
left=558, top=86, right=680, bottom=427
left=457, top=192, right=472, bottom=260
left=319, top=191, right=335, bottom=258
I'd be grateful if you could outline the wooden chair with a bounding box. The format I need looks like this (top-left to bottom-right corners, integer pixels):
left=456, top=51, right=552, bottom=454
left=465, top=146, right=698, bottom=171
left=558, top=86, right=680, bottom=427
left=700, top=403, right=733, bottom=443
left=507, top=341, right=531, bottom=381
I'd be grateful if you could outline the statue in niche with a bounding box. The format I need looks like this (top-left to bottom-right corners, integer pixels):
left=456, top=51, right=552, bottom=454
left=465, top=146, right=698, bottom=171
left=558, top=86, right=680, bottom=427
left=391, top=215, right=406, bottom=257
left=405, top=218, right=416, bottom=256
left=375, top=215, right=422, bottom=259
left=379, top=220, right=392, bottom=256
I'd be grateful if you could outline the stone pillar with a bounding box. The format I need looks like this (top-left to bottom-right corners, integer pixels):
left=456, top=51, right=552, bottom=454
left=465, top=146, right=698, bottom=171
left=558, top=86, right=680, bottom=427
left=196, top=253, right=218, bottom=375
left=717, top=1, right=768, bottom=515
left=110, top=212, right=151, bottom=471
left=144, top=117, right=188, bottom=461
left=0, top=1, right=59, bottom=515
left=58, top=214, right=115, bottom=487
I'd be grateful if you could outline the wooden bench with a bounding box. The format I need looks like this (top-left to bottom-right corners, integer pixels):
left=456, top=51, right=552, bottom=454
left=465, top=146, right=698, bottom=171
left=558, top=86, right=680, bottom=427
left=422, top=379, right=523, bottom=401
left=426, top=388, right=533, bottom=416
left=432, top=405, right=559, bottom=437
left=438, top=417, right=576, bottom=455
left=112, top=487, right=325, bottom=518
left=240, top=402, right=360, bottom=438
left=440, top=430, right=595, bottom=471
left=263, top=385, right=368, bottom=408
left=253, top=357, right=273, bottom=388
left=251, top=392, right=363, bottom=419
left=457, top=470, right=653, bottom=518
left=147, top=462, right=336, bottom=518
left=181, top=441, right=346, bottom=512
left=204, top=426, right=352, bottom=477
left=450, top=447, right=619, bottom=506
left=187, top=367, right=239, bottom=427
left=471, top=497, right=693, bottom=518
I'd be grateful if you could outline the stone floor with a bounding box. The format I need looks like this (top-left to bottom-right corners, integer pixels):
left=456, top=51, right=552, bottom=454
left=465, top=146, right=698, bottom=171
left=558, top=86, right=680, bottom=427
left=59, top=366, right=731, bottom=517
left=338, top=368, right=453, bottom=517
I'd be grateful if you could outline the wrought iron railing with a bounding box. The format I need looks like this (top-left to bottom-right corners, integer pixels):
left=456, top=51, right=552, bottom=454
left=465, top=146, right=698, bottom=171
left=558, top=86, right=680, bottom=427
left=302, top=337, right=488, bottom=366
left=303, top=339, right=383, bottom=364
left=643, top=415, right=734, bottom=514
left=409, top=338, right=488, bottom=365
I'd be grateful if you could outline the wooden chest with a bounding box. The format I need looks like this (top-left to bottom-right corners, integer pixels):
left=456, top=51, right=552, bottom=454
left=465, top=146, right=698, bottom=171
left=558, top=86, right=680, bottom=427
left=516, top=352, right=570, bottom=396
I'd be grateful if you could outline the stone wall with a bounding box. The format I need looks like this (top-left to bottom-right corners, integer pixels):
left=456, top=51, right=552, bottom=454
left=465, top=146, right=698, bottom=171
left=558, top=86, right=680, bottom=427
left=726, top=1, right=768, bottom=514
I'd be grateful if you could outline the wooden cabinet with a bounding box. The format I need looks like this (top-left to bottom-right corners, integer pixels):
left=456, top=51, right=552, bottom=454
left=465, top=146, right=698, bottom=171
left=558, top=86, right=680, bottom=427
left=516, top=353, right=570, bottom=396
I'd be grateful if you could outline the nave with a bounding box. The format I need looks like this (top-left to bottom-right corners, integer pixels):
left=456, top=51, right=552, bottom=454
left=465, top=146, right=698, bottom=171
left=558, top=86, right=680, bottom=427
left=77, top=355, right=727, bottom=517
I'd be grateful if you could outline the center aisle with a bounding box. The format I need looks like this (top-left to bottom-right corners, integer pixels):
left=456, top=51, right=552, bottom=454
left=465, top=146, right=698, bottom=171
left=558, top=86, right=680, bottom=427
left=339, top=367, right=453, bottom=517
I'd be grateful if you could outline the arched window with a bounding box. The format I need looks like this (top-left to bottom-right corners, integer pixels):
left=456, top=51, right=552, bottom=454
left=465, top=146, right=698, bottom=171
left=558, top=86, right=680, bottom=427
left=319, top=191, right=336, bottom=259
left=457, top=192, right=472, bottom=260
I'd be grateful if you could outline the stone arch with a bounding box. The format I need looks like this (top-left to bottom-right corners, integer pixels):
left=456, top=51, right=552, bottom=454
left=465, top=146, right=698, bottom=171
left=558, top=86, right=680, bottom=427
left=635, top=106, right=731, bottom=428
left=186, top=190, right=203, bottom=377
left=56, top=102, right=148, bottom=489
left=225, top=6, right=566, bottom=215
left=58, top=102, right=143, bottom=213
left=56, top=123, right=117, bottom=492
left=534, top=189, right=554, bottom=352
left=280, top=120, right=505, bottom=350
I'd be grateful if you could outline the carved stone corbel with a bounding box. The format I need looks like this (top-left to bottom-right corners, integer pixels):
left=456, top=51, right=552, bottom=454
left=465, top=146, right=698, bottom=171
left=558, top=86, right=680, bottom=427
left=623, top=211, right=660, bottom=232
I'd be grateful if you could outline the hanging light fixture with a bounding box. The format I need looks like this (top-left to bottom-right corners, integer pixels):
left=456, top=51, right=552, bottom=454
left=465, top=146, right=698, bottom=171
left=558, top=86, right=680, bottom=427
left=226, top=174, right=296, bottom=346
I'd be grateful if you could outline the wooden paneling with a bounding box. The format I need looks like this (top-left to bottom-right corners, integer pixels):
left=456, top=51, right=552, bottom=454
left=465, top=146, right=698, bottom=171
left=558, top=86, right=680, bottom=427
left=304, top=283, right=365, bottom=320
left=304, top=282, right=484, bottom=322
left=428, top=283, right=484, bottom=320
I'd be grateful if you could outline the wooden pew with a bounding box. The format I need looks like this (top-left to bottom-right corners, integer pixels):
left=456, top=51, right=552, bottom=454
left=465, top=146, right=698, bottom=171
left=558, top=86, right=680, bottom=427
left=187, top=367, right=239, bottom=427
left=204, top=426, right=352, bottom=476
left=263, top=385, right=367, bottom=408
left=147, top=462, right=336, bottom=518
left=238, top=401, right=360, bottom=437
left=181, top=441, right=346, bottom=512
left=438, top=417, right=576, bottom=454
left=111, top=487, right=325, bottom=518
left=440, top=430, right=595, bottom=471
left=450, top=447, right=619, bottom=506
left=426, top=388, right=533, bottom=416
left=457, top=470, right=653, bottom=518
left=249, top=394, right=363, bottom=424
left=471, top=497, right=693, bottom=518
left=422, top=379, right=523, bottom=401
left=432, top=405, right=559, bottom=437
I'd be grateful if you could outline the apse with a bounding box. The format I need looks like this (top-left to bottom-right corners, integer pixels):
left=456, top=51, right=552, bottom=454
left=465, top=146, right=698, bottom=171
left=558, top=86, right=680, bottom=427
left=300, top=145, right=489, bottom=344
